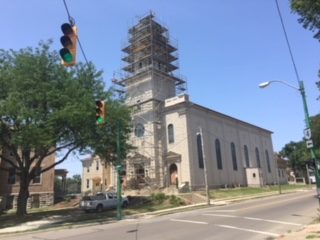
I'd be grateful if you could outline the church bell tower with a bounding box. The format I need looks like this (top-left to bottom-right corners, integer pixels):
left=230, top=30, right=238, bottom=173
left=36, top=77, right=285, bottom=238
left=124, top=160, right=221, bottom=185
left=113, top=13, right=186, bottom=187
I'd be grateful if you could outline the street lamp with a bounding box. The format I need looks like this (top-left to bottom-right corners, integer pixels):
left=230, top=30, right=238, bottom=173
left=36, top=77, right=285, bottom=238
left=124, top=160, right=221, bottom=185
left=259, top=80, right=320, bottom=197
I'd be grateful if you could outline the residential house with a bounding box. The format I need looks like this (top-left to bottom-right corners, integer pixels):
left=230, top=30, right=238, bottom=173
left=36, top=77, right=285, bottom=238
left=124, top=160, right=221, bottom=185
left=0, top=151, right=55, bottom=210
left=81, top=156, right=114, bottom=195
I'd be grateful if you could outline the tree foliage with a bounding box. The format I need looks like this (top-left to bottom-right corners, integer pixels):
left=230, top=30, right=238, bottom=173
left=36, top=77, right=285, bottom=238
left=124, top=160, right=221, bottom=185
left=290, top=0, right=320, bottom=99
left=55, top=174, right=82, bottom=194
left=280, top=141, right=309, bottom=172
left=311, top=114, right=320, bottom=152
left=290, top=0, right=320, bottom=40
left=0, top=41, right=131, bottom=216
left=280, top=114, right=320, bottom=172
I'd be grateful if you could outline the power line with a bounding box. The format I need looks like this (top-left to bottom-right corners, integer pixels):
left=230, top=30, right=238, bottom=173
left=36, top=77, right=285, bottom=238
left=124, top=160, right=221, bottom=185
left=275, top=0, right=301, bottom=85
left=62, top=0, right=90, bottom=66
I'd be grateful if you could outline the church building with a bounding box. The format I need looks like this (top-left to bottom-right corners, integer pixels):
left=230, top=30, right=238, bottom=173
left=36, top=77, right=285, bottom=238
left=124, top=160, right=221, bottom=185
left=109, top=13, right=277, bottom=190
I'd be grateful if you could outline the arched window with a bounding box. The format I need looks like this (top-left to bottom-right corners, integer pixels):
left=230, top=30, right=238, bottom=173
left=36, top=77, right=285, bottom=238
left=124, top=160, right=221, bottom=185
left=244, top=145, right=250, bottom=168
left=231, top=142, right=238, bottom=171
left=215, top=139, right=223, bottom=170
left=168, top=124, right=174, bottom=143
left=265, top=150, right=271, bottom=173
left=255, top=148, right=261, bottom=168
left=197, top=133, right=204, bottom=169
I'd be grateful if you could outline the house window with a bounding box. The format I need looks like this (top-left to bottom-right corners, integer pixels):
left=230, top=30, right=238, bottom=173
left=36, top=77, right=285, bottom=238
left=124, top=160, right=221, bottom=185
left=8, top=168, right=16, bottom=184
left=86, top=179, right=89, bottom=188
left=265, top=150, right=271, bottom=173
left=33, top=167, right=41, bottom=184
left=96, top=161, right=99, bottom=171
left=87, top=166, right=90, bottom=173
left=244, top=145, right=250, bottom=167
left=215, top=139, right=222, bottom=170
left=197, top=133, right=204, bottom=169
left=255, top=148, right=261, bottom=168
left=168, top=124, right=174, bottom=143
left=231, top=142, right=238, bottom=171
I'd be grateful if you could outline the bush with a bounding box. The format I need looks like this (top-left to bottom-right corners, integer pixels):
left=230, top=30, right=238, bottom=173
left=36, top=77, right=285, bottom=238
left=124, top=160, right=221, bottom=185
left=169, top=195, right=185, bottom=206
left=151, top=192, right=167, bottom=204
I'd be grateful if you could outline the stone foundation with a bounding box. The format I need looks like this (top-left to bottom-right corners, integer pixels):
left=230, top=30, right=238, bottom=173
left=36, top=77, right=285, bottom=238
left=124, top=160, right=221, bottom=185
left=6, top=192, right=54, bottom=210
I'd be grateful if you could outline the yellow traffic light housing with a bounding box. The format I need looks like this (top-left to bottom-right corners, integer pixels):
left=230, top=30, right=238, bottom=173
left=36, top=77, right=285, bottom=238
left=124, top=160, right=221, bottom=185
left=60, top=23, right=77, bottom=67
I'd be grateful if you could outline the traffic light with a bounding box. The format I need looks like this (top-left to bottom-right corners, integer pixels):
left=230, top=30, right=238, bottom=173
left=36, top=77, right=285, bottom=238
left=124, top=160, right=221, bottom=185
left=96, top=100, right=106, bottom=125
left=60, top=23, right=77, bottom=67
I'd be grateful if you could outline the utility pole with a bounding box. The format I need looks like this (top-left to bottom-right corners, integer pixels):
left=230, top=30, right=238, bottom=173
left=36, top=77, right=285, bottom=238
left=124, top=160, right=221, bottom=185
left=275, top=157, right=281, bottom=194
left=198, top=127, right=210, bottom=205
left=116, top=123, right=123, bottom=220
left=299, top=81, right=320, bottom=199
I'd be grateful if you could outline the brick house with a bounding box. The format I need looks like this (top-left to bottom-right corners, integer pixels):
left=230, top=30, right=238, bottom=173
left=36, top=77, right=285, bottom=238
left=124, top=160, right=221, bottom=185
left=0, top=151, right=55, bottom=210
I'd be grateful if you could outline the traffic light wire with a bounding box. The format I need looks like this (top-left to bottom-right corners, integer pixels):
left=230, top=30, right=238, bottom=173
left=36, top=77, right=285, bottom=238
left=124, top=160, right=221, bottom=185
left=62, top=0, right=90, bottom=66
left=274, top=0, right=301, bottom=85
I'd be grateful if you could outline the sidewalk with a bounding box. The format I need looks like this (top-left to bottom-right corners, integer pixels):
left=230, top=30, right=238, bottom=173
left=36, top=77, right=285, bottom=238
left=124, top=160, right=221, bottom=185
left=277, top=223, right=320, bottom=239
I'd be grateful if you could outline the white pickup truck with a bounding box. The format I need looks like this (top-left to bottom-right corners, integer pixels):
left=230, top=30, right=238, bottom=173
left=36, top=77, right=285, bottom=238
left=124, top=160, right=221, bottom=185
left=80, top=192, right=129, bottom=213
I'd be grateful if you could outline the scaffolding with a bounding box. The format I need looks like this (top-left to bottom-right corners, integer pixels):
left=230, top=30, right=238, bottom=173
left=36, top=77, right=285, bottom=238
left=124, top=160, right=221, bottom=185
left=113, top=13, right=187, bottom=96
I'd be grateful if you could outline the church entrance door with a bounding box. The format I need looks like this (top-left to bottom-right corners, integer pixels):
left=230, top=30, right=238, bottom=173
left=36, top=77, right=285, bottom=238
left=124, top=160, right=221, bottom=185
left=169, top=164, right=178, bottom=186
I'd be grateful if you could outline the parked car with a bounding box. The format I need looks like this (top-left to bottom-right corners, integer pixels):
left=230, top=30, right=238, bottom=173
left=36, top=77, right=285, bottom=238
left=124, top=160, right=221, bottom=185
left=80, top=192, right=129, bottom=213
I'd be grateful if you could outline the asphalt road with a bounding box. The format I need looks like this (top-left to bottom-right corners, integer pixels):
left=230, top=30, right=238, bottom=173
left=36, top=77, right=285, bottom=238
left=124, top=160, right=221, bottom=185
left=6, top=190, right=319, bottom=240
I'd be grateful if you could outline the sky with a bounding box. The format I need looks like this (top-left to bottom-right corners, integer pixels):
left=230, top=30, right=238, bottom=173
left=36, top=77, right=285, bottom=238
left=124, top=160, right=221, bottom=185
left=1, top=1, right=319, bottom=177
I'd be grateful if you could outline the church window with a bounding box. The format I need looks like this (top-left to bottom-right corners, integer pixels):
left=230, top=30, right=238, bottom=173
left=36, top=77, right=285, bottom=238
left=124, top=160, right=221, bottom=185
left=265, top=150, right=271, bottom=173
left=215, top=139, right=222, bottom=170
left=244, top=145, right=250, bottom=167
left=255, top=148, right=261, bottom=168
left=134, top=123, right=145, bottom=137
left=231, top=142, right=238, bottom=171
left=168, top=124, right=174, bottom=143
left=197, top=133, right=204, bottom=169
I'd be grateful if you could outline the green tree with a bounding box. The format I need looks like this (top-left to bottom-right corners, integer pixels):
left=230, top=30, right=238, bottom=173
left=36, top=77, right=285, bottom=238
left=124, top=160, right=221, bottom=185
left=66, top=174, right=81, bottom=194
left=0, top=42, right=131, bottom=216
left=290, top=0, right=320, bottom=41
left=311, top=114, right=320, bottom=149
left=290, top=0, right=320, bottom=98
left=280, top=141, right=309, bottom=173
left=280, top=115, right=320, bottom=173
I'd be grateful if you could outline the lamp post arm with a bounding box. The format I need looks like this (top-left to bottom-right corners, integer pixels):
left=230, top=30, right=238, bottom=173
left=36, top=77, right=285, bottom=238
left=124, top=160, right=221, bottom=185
left=270, top=80, right=300, bottom=91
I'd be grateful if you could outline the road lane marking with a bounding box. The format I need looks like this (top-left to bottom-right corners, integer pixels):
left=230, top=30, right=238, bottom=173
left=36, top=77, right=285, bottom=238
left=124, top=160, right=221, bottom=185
left=170, top=219, right=208, bottom=225
left=242, top=217, right=302, bottom=226
left=208, top=210, right=237, bottom=213
left=215, top=224, right=280, bottom=237
left=204, top=213, right=238, bottom=218
left=236, top=192, right=315, bottom=212
left=203, top=213, right=302, bottom=226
